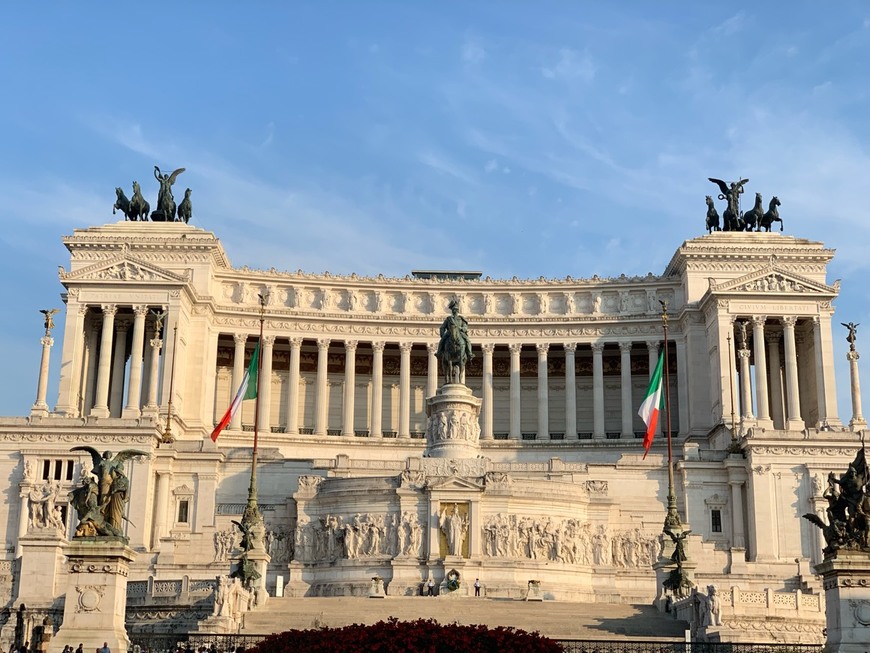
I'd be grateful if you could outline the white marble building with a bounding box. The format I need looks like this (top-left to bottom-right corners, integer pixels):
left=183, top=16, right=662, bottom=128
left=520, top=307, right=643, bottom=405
left=0, top=221, right=860, bottom=642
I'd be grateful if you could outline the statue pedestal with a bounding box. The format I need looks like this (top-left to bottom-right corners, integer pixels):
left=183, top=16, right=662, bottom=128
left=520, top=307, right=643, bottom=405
left=244, top=548, right=271, bottom=606
left=425, top=383, right=482, bottom=459
left=17, top=531, right=68, bottom=605
left=53, top=538, right=136, bottom=653
left=815, top=550, right=870, bottom=653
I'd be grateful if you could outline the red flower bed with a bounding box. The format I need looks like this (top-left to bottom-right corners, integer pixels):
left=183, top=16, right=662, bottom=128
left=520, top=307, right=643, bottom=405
left=247, top=617, right=563, bottom=653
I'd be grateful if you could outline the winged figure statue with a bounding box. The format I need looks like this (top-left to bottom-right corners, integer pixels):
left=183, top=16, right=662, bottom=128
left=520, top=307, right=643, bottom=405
left=153, top=165, right=186, bottom=221
left=708, top=177, right=749, bottom=231
left=69, top=446, right=149, bottom=537
left=39, top=308, right=60, bottom=334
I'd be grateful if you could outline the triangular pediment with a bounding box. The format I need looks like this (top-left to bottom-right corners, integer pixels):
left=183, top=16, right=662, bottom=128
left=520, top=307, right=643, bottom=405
left=426, top=475, right=484, bottom=491
left=708, top=264, right=838, bottom=296
left=60, top=253, right=190, bottom=284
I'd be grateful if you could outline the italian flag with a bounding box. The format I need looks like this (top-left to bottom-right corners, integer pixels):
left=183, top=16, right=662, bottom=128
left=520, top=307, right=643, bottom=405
left=638, top=349, right=664, bottom=459
left=210, top=343, right=260, bottom=442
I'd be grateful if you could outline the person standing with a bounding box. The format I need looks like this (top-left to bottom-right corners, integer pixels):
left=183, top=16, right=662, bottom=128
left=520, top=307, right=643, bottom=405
left=427, top=577, right=435, bottom=596
left=474, top=578, right=481, bottom=597
left=98, top=643, right=111, bottom=653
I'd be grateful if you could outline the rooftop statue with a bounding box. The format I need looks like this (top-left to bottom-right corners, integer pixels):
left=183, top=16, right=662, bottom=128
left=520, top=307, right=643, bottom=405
left=708, top=177, right=748, bottom=232
left=177, top=188, right=193, bottom=224
left=68, top=447, right=149, bottom=538
left=39, top=308, right=59, bottom=336
left=759, top=196, right=783, bottom=232
left=842, top=322, right=859, bottom=352
left=152, top=166, right=186, bottom=222
left=803, top=445, right=870, bottom=554
left=435, top=299, right=474, bottom=385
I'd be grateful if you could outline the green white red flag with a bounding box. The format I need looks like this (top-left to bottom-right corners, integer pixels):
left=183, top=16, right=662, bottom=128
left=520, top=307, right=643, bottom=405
left=210, top=343, right=260, bottom=442
left=638, top=349, right=664, bottom=459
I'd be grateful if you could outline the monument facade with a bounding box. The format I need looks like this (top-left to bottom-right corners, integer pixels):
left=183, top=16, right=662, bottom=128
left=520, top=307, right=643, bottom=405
left=0, top=214, right=859, bottom=645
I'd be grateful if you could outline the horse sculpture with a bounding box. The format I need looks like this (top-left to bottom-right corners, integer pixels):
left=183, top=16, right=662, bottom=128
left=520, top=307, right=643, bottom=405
left=129, top=181, right=150, bottom=222
left=113, top=187, right=133, bottom=220
left=440, top=317, right=468, bottom=384
left=742, top=192, right=764, bottom=232
left=759, top=196, right=783, bottom=232
left=705, top=196, right=720, bottom=233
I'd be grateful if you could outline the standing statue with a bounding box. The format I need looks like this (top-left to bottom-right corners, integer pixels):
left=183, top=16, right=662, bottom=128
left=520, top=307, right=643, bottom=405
left=666, top=528, right=691, bottom=564
left=440, top=505, right=468, bottom=556
left=69, top=447, right=149, bottom=538
left=177, top=188, right=193, bottom=224
left=708, top=177, right=749, bottom=232
left=435, top=299, right=474, bottom=384
left=842, top=322, right=859, bottom=352
left=152, top=166, right=186, bottom=221
left=39, top=309, right=59, bottom=336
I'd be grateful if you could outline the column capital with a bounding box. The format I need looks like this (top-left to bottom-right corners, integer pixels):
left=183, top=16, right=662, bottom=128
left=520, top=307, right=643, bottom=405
left=262, top=335, right=277, bottom=347
left=372, top=341, right=386, bottom=353
left=752, top=315, right=767, bottom=327
left=509, top=343, right=522, bottom=355
left=738, top=349, right=752, bottom=359
left=812, top=315, right=822, bottom=326
left=100, top=304, right=118, bottom=317
left=344, top=340, right=358, bottom=352
left=132, top=304, right=149, bottom=318
left=536, top=343, right=550, bottom=355
left=233, top=333, right=248, bottom=346
left=289, top=336, right=303, bottom=348
left=427, top=342, right=437, bottom=354
left=399, top=342, right=413, bottom=353
left=618, top=341, right=632, bottom=353
left=40, top=335, right=54, bottom=348
left=765, top=331, right=782, bottom=345
left=316, top=337, right=330, bottom=350
left=591, top=342, right=605, bottom=354
left=646, top=339, right=661, bottom=352
left=114, top=319, right=131, bottom=333
left=781, top=316, right=798, bottom=328
left=481, top=343, right=495, bottom=354
left=149, top=336, right=163, bottom=350
left=847, top=350, right=860, bottom=362
left=564, top=342, right=577, bottom=353
left=78, top=304, right=90, bottom=317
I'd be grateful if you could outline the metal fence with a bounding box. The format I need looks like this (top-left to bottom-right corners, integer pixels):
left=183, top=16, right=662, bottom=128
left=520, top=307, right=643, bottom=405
left=126, top=634, right=825, bottom=653
left=557, top=643, right=824, bottom=653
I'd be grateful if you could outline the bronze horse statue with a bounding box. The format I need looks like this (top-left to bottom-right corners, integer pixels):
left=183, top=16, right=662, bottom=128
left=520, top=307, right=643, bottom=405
left=129, top=181, right=150, bottom=221
left=705, top=196, right=720, bottom=233
left=439, top=317, right=469, bottom=384
left=113, top=187, right=133, bottom=220
left=759, top=196, right=783, bottom=232
left=742, top=192, right=764, bottom=232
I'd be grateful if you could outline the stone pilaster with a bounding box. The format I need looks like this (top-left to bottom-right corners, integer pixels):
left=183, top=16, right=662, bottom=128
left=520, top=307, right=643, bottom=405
left=536, top=343, right=549, bottom=440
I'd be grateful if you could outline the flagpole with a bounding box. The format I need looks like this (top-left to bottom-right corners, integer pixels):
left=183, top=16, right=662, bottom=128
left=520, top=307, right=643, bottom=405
left=162, top=321, right=178, bottom=445
left=241, top=292, right=268, bottom=535
left=660, top=301, right=682, bottom=533
left=726, top=330, right=738, bottom=447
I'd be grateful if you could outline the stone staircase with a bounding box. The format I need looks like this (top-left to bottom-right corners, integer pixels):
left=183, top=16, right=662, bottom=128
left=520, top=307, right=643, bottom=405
left=240, top=596, right=689, bottom=641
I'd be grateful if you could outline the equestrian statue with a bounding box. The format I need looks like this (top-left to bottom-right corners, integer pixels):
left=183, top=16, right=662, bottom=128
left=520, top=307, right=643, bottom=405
left=706, top=178, right=784, bottom=233
left=435, top=299, right=474, bottom=385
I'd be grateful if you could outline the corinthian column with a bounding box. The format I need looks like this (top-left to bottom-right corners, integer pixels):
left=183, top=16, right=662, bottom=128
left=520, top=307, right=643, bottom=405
left=481, top=343, right=494, bottom=440
left=31, top=331, right=54, bottom=417
left=91, top=304, right=117, bottom=418
left=738, top=348, right=754, bottom=420
left=398, top=342, right=412, bottom=438
left=848, top=348, right=866, bottom=431
left=619, top=341, right=633, bottom=438
left=537, top=343, right=550, bottom=440
left=766, top=331, right=785, bottom=429
left=752, top=316, right=771, bottom=427
left=781, top=316, right=803, bottom=430
left=371, top=341, right=385, bottom=437
left=342, top=340, right=358, bottom=436
left=509, top=343, right=522, bottom=440
left=123, top=305, right=149, bottom=418
left=591, top=342, right=605, bottom=439
left=426, top=343, right=438, bottom=398
left=144, top=320, right=164, bottom=415
left=286, top=337, right=302, bottom=435
left=258, top=335, right=276, bottom=432
left=314, top=338, right=330, bottom=435
left=108, top=319, right=130, bottom=417
left=564, top=343, right=577, bottom=440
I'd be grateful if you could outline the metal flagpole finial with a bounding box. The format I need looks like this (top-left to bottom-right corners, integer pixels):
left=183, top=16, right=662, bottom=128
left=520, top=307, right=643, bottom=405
left=659, top=300, right=669, bottom=326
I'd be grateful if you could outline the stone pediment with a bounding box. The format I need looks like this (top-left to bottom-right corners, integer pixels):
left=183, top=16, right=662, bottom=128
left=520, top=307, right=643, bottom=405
left=60, top=253, right=190, bottom=284
left=426, top=475, right=484, bottom=492
left=708, top=265, right=838, bottom=296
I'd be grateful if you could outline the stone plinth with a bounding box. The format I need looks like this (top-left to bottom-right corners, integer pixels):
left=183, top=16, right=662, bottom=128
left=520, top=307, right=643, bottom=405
left=425, top=383, right=482, bottom=459
left=17, top=531, right=68, bottom=605
left=52, top=538, right=136, bottom=653
left=815, top=550, right=870, bottom=653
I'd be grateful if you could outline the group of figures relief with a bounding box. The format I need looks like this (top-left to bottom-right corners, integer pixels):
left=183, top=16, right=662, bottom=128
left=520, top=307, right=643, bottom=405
left=427, top=410, right=481, bottom=443
left=804, top=445, right=870, bottom=553
left=113, top=165, right=193, bottom=223
left=705, top=177, right=783, bottom=233
left=295, top=511, right=424, bottom=564
left=27, top=480, right=66, bottom=533
left=482, top=515, right=659, bottom=568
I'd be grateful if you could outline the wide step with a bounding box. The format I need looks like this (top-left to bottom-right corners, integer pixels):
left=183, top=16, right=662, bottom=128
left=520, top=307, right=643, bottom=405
left=241, top=597, right=687, bottom=641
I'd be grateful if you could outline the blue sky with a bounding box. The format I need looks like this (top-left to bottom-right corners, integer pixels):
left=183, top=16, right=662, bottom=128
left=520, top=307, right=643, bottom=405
left=1, top=3, right=869, bottom=420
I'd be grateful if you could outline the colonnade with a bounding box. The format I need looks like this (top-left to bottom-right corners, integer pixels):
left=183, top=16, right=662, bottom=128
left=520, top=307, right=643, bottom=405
left=220, top=335, right=672, bottom=441
left=731, top=315, right=839, bottom=430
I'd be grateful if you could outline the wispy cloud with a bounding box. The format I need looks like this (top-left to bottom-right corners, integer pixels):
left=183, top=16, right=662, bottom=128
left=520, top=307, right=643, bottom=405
left=541, top=48, right=595, bottom=82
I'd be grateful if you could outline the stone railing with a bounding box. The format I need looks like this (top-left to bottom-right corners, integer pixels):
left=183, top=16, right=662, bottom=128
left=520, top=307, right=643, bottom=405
left=127, top=575, right=216, bottom=606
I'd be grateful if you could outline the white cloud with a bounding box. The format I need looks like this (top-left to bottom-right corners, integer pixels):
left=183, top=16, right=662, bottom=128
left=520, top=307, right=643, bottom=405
left=462, top=39, right=487, bottom=64
left=484, top=158, right=498, bottom=173
left=713, top=11, right=747, bottom=36
left=541, top=48, right=595, bottom=82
